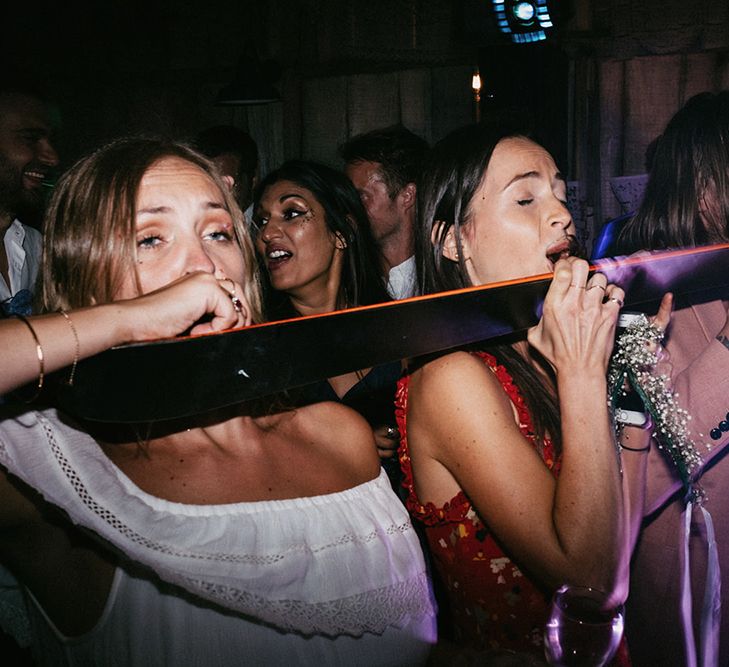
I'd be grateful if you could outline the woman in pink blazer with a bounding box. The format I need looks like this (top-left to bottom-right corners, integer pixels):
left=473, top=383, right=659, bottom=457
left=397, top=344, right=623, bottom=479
left=618, top=91, right=729, bottom=667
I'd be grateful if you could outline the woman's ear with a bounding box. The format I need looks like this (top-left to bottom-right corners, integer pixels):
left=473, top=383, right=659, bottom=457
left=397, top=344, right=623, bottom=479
left=334, top=231, right=348, bottom=250
left=431, top=220, right=459, bottom=262
left=221, top=175, right=236, bottom=192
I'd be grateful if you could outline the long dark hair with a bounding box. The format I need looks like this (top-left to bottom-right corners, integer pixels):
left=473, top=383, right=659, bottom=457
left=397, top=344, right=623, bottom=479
left=619, top=91, right=729, bottom=253
left=416, top=121, right=561, bottom=451
left=253, top=160, right=389, bottom=318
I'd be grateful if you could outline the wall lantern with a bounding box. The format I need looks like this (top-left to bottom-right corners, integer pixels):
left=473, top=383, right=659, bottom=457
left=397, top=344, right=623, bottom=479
left=472, top=70, right=482, bottom=123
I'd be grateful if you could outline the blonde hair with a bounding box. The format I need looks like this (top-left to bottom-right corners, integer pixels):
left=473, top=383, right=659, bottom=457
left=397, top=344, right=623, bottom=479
left=41, top=137, right=262, bottom=322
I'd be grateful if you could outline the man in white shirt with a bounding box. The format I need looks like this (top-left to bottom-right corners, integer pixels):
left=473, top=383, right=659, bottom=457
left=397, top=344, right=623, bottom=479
left=340, top=126, right=428, bottom=300
left=0, top=85, right=59, bottom=316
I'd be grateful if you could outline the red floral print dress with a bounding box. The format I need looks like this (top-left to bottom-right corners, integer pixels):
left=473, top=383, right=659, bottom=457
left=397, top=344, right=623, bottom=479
left=395, top=351, right=560, bottom=654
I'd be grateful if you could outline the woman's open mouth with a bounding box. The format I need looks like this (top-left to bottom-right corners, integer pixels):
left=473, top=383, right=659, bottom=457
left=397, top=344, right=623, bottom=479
left=545, top=235, right=581, bottom=268
left=265, top=247, right=293, bottom=271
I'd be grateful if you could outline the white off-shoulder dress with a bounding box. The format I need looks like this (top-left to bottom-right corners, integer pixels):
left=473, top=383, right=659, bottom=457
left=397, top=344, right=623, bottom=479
left=0, top=408, right=436, bottom=666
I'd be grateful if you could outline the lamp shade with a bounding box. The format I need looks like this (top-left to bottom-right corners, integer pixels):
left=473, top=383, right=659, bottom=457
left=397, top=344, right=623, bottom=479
left=216, top=45, right=281, bottom=106
left=216, top=81, right=280, bottom=106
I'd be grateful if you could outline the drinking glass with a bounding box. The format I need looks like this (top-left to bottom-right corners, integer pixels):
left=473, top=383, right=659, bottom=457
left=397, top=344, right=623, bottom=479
left=544, top=584, right=624, bottom=666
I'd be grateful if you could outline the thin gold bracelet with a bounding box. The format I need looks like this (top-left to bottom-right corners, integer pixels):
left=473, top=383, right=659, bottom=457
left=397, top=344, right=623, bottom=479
left=16, top=315, right=44, bottom=402
left=58, top=309, right=80, bottom=386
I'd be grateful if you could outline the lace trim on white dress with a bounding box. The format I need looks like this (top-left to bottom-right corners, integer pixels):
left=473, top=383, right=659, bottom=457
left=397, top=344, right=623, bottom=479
left=0, top=408, right=435, bottom=637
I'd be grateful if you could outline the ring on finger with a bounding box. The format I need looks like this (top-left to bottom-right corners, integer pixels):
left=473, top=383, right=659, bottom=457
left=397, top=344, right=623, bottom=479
left=606, top=296, right=624, bottom=307
left=220, top=279, right=244, bottom=313
left=385, top=426, right=399, bottom=440
left=569, top=283, right=586, bottom=289
left=587, top=283, right=606, bottom=292
left=230, top=294, right=244, bottom=313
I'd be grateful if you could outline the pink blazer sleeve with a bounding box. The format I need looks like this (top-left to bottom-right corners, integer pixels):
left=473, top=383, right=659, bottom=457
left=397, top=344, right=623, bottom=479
left=643, top=298, right=729, bottom=514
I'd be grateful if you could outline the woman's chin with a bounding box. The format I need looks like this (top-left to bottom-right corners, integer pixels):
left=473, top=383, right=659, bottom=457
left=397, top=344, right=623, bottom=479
left=270, top=277, right=295, bottom=293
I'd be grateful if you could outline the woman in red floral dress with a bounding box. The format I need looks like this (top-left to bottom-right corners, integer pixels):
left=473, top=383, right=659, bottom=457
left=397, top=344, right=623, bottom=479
left=398, top=121, right=660, bottom=660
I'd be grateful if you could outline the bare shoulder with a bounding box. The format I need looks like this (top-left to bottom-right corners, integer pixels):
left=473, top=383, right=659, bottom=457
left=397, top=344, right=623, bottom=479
left=407, top=350, right=524, bottom=469
left=291, top=402, right=380, bottom=482
left=406, top=350, right=556, bottom=520
left=414, top=349, right=498, bottom=384
left=410, top=351, right=514, bottom=422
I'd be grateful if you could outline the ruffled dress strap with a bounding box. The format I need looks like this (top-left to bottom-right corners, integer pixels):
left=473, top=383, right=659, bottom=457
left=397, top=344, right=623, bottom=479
left=395, top=351, right=559, bottom=524
left=470, top=352, right=560, bottom=474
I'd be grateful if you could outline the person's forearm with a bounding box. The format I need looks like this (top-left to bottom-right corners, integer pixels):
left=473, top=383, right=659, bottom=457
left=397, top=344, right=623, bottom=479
left=616, top=425, right=650, bottom=599
left=552, top=372, right=625, bottom=593
left=619, top=427, right=650, bottom=548
left=1, top=272, right=252, bottom=400
left=0, top=305, right=132, bottom=396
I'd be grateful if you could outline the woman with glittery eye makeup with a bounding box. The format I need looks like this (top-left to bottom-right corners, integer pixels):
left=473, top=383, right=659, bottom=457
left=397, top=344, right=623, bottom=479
left=255, top=181, right=346, bottom=311
left=253, top=160, right=388, bottom=319
left=253, top=161, right=405, bottom=477
left=0, top=140, right=436, bottom=665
